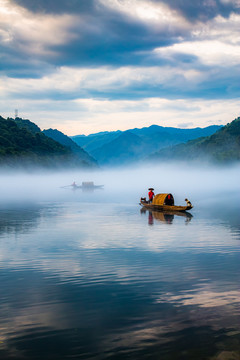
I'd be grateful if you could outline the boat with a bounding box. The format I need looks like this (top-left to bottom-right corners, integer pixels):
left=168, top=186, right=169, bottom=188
left=140, top=193, right=193, bottom=212
left=76, top=182, right=104, bottom=189
left=62, top=181, right=104, bottom=190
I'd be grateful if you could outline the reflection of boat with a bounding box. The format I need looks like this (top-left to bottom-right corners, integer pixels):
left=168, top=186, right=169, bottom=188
left=140, top=207, right=193, bottom=225
left=140, top=193, right=193, bottom=212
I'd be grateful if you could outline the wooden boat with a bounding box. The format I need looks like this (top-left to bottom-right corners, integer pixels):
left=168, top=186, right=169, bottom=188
left=76, top=182, right=104, bottom=189
left=62, top=181, right=104, bottom=190
left=140, top=193, right=193, bottom=212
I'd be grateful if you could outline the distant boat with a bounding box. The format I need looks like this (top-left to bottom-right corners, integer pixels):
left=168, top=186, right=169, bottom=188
left=70, top=181, right=104, bottom=190
left=140, top=193, right=193, bottom=212
left=78, top=181, right=104, bottom=189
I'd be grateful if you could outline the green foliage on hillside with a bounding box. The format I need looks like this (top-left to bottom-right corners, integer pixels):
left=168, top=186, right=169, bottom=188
left=0, top=116, right=95, bottom=169
left=13, top=117, right=41, bottom=133
left=43, top=128, right=97, bottom=165
left=150, top=117, right=240, bottom=163
left=0, top=116, right=70, bottom=157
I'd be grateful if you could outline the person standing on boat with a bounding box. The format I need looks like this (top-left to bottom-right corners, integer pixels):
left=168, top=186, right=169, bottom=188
left=148, top=188, right=155, bottom=203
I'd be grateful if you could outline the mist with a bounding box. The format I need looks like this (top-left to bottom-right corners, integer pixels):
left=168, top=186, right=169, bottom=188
left=0, top=163, right=239, bottom=360
left=0, top=162, right=239, bottom=210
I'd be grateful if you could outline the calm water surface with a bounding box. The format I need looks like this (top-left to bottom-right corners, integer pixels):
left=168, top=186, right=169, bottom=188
left=0, top=170, right=240, bottom=360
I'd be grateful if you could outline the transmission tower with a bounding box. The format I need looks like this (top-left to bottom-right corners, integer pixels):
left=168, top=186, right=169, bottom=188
left=15, top=109, right=18, bottom=119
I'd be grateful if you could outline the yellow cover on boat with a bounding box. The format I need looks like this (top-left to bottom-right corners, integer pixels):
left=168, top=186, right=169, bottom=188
left=152, top=193, right=174, bottom=206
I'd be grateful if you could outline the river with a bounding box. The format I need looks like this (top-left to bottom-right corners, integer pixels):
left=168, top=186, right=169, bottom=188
left=0, top=164, right=239, bottom=359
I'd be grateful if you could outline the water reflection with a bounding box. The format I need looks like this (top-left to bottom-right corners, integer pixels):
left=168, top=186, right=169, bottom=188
left=0, top=205, right=42, bottom=236
left=0, top=203, right=62, bottom=236
left=0, top=249, right=240, bottom=359
left=140, top=207, right=193, bottom=225
left=0, top=200, right=239, bottom=360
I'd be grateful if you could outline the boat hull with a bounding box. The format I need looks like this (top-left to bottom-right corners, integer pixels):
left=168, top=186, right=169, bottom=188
left=78, top=185, right=104, bottom=189
left=140, top=201, right=192, bottom=212
left=71, top=184, right=104, bottom=189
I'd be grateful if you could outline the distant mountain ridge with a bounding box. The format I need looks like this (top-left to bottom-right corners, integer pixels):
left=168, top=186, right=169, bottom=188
left=148, top=117, right=240, bottom=163
left=72, top=124, right=222, bottom=166
left=72, top=131, right=121, bottom=153
left=0, top=116, right=97, bottom=169
left=2, top=114, right=236, bottom=168
left=91, top=131, right=145, bottom=165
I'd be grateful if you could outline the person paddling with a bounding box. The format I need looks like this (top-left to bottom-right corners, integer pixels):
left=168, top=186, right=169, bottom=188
left=148, top=188, right=155, bottom=203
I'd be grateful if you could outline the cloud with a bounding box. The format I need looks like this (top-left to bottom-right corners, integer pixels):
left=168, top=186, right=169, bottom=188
left=12, top=0, right=96, bottom=14
left=98, top=0, right=187, bottom=27
left=0, top=0, right=190, bottom=73
left=1, top=0, right=240, bottom=133
left=0, top=1, right=74, bottom=51
left=12, top=0, right=240, bottom=20
left=1, top=96, right=238, bottom=135
left=155, top=40, right=240, bottom=67
left=0, top=0, right=78, bottom=76
left=177, top=122, right=194, bottom=128
left=2, top=62, right=240, bottom=105
left=160, top=0, right=240, bottom=21
left=2, top=0, right=240, bottom=74
left=154, top=13, right=240, bottom=67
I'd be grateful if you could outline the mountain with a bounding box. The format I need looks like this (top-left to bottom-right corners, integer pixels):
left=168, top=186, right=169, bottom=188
left=0, top=116, right=97, bottom=169
left=149, top=117, right=240, bottom=163
left=72, top=124, right=222, bottom=166
left=91, top=131, right=145, bottom=165
left=43, top=128, right=97, bottom=166
left=72, top=130, right=121, bottom=153
left=14, top=117, right=41, bottom=133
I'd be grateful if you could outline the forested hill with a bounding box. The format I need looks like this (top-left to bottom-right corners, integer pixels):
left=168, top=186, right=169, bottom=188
left=0, top=116, right=97, bottom=169
left=43, top=128, right=97, bottom=166
left=149, top=117, right=240, bottom=163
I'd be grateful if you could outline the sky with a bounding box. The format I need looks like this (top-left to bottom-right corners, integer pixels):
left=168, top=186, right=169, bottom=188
left=0, top=0, right=240, bottom=135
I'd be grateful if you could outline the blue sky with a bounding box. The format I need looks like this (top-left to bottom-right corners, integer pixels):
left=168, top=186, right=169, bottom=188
left=0, top=0, right=240, bottom=135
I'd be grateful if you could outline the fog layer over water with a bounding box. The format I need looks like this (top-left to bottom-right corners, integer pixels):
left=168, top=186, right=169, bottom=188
left=0, top=163, right=239, bottom=205
left=0, top=164, right=239, bottom=360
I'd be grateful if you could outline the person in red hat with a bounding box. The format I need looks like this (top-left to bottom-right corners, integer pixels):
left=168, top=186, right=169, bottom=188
left=148, top=188, right=155, bottom=203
